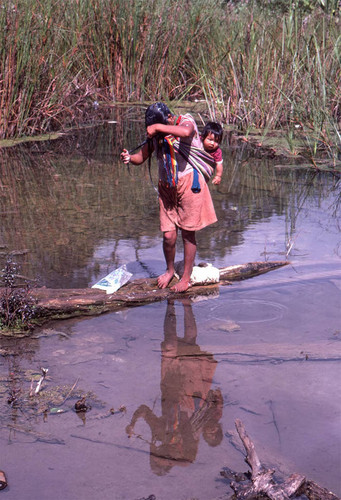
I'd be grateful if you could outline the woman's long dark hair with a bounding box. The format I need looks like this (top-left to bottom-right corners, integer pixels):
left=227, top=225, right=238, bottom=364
left=145, top=102, right=173, bottom=165
left=144, top=102, right=173, bottom=191
left=145, top=102, right=172, bottom=127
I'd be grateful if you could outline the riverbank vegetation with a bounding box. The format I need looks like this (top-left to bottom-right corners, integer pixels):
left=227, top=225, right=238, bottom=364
left=0, top=258, right=36, bottom=332
left=0, top=0, right=340, bottom=160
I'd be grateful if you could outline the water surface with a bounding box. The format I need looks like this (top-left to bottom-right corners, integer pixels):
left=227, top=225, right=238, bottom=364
left=0, top=109, right=340, bottom=499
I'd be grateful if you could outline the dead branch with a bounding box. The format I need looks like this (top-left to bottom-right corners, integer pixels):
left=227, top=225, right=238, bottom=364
left=223, top=419, right=340, bottom=500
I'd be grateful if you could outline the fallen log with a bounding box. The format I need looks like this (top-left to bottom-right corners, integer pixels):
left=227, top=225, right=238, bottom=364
left=1, top=261, right=288, bottom=326
left=220, top=419, right=339, bottom=500
left=218, top=261, right=288, bottom=281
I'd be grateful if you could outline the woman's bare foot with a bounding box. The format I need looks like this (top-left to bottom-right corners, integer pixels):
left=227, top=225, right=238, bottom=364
left=157, top=271, right=174, bottom=289
left=170, top=279, right=192, bottom=293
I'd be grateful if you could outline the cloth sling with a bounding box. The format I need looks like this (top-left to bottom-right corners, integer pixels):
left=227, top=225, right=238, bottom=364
left=162, top=135, right=215, bottom=192
left=162, top=135, right=179, bottom=187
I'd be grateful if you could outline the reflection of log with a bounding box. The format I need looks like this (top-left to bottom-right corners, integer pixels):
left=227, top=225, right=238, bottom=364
left=21, top=261, right=288, bottom=325
left=221, top=419, right=339, bottom=500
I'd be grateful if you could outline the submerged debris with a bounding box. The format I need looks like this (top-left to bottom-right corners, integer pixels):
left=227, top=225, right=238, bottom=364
left=0, top=368, right=103, bottom=420
left=34, top=367, right=48, bottom=395
left=74, top=396, right=91, bottom=413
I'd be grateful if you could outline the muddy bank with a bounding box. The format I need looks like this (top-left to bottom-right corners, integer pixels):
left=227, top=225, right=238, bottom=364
left=230, top=129, right=341, bottom=171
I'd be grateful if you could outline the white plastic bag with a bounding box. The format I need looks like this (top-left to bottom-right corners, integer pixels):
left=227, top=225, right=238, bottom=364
left=190, top=264, right=220, bottom=285
left=174, top=261, right=220, bottom=286
left=92, top=264, right=133, bottom=294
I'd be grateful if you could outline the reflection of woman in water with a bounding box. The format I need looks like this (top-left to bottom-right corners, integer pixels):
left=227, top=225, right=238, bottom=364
left=126, top=298, right=223, bottom=475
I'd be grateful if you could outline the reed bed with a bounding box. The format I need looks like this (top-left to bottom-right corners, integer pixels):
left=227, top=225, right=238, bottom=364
left=0, top=0, right=339, bottom=157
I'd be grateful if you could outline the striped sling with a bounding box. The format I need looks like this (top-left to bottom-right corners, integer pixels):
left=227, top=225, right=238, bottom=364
left=162, top=135, right=215, bottom=189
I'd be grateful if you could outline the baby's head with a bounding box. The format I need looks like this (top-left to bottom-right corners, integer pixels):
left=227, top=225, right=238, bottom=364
left=201, top=122, right=223, bottom=153
left=145, top=102, right=172, bottom=127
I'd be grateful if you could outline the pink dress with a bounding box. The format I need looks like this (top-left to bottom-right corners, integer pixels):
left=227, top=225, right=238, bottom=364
left=156, top=114, right=218, bottom=232
left=210, top=147, right=223, bottom=164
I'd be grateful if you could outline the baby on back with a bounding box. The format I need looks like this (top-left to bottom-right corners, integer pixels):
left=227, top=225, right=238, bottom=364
left=201, top=122, right=223, bottom=185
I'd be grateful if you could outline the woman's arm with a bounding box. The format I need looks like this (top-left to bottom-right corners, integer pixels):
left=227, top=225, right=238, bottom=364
left=120, top=141, right=153, bottom=165
left=147, top=121, right=194, bottom=139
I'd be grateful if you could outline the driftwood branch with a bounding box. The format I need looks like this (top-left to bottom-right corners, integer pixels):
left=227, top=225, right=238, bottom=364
left=225, top=419, right=340, bottom=500
left=19, top=261, right=288, bottom=325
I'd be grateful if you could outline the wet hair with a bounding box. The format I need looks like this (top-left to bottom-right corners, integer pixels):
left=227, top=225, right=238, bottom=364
left=201, top=121, right=223, bottom=143
left=145, top=102, right=172, bottom=127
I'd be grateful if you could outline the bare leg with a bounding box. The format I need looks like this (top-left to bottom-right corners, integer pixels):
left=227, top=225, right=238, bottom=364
left=158, top=229, right=177, bottom=289
left=171, top=229, right=196, bottom=293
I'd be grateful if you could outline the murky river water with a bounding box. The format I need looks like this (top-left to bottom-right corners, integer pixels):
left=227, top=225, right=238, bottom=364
left=0, top=107, right=340, bottom=499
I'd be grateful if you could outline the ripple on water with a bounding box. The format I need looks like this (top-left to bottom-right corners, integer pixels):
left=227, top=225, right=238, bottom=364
left=211, top=298, right=288, bottom=324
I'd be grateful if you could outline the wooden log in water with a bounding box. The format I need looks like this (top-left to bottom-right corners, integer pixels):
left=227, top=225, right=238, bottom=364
left=218, top=261, right=289, bottom=281
left=2, top=261, right=288, bottom=325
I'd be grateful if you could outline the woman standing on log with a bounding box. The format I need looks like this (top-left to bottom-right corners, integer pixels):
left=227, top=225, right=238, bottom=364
left=120, top=102, right=217, bottom=293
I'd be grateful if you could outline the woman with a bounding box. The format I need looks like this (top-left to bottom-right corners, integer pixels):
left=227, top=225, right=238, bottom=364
left=120, top=102, right=217, bottom=292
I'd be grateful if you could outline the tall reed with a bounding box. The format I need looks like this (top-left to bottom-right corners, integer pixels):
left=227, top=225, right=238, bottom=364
left=0, top=0, right=339, bottom=158
left=203, top=2, right=340, bottom=158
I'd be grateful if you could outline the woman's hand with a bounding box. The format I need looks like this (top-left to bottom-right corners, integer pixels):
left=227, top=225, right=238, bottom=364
left=120, top=143, right=153, bottom=166
left=146, top=124, right=159, bottom=138
left=120, top=149, right=131, bottom=164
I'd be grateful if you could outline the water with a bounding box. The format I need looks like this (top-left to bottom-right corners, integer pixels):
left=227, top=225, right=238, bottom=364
left=0, top=109, right=340, bottom=499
